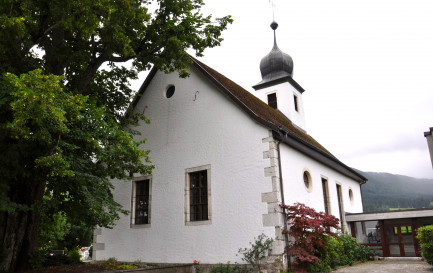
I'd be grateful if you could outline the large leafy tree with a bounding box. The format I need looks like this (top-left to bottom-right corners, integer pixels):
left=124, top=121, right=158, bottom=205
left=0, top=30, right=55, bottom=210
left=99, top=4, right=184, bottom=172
left=0, top=0, right=232, bottom=272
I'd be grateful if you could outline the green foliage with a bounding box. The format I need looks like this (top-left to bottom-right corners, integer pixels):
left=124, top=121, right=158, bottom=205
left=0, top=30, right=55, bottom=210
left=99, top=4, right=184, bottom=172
left=238, top=233, right=273, bottom=272
left=101, top=257, right=119, bottom=264
left=43, top=254, right=83, bottom=267
left=417, top=225, right=433, bottom=265
left=0, top=0, right=232, bottom=271
left=38, top=210, right=70, bottom=251
left=308, top=233, right=370, bottom=273
left=28, top=250, right=47, bottom=269
left=38, top=197, right=94, bottom=252
left=117, top=264, right=139, bottom=270
left=67, top=249, right=82, bottom=262
left=210, top=262, right=249, bottom=273
left=29, top=250, right=84, bottom=269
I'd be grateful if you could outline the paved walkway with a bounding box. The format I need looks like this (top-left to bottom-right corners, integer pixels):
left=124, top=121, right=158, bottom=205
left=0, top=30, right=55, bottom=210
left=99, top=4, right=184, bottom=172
left=332, top=259, right=432, bottom=273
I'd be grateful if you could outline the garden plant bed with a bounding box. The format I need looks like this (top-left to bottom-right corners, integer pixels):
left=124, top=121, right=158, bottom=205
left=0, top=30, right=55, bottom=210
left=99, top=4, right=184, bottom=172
left=25, top=262, right=151, bottom=273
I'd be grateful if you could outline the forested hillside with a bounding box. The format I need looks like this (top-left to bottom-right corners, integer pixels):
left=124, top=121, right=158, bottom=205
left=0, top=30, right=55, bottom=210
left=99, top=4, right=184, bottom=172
left=358, top=170, right=433, bottom=212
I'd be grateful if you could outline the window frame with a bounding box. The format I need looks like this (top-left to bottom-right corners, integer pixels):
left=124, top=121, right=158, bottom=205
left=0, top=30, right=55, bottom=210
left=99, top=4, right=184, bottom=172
left=336, top=183, right=345, bottom=228
left=293, top=94, right=299, bottom=112
left=267, top=93, right=278, bottom=109
left=394, top=225, right=412, bottom=235
left=303, top=170, right=313, bottom=192
left=131, top=176, right=152, bottom=228
left=321, top=177, right=331, bottom=215
left=185, top=164, right=212, bottom=226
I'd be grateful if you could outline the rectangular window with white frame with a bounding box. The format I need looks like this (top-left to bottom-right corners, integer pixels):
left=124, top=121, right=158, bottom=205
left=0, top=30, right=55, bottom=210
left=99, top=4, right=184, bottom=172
left=336, top=183, right=345, bottom=229
left=321, top=177, right=331, bottom=215
left=185, top=165, right=211, bottom=225
left=131, top=176, right=152, bottom=227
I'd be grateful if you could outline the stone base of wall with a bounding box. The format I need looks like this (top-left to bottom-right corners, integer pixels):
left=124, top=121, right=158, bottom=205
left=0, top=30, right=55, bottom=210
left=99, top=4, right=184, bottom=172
left=91, top=259, right=287, bottom=273
left=260, top=255, right=285, bottom=273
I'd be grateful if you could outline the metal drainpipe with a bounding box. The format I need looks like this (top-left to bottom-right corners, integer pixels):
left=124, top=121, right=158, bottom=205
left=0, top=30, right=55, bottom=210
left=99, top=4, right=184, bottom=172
left=276, top=140, right=290, bottom=270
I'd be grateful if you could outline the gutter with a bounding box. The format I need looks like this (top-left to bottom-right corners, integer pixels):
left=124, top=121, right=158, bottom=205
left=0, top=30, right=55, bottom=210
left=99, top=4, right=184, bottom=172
left=273, top=128, right=367, bottom=184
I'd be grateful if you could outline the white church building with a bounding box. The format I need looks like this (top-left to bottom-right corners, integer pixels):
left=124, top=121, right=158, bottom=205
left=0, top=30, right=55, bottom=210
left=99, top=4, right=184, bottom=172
left=93, top=22, right=366, bottom=270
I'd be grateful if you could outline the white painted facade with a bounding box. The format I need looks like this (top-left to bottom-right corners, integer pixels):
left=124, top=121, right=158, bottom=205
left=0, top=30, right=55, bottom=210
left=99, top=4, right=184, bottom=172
left=95, top=67, right=276, bottom=263
left=94, top=58, right=365, bottom=268
left=279, top=144, right=363, bottom=230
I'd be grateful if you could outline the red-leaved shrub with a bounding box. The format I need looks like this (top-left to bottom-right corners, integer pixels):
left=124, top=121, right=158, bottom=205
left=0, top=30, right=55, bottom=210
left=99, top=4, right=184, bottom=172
left=281, top=203, right=340, bottom=272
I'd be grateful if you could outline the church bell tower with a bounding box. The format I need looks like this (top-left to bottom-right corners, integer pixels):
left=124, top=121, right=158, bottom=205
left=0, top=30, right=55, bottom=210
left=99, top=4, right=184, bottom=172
left=253, top=21, right=307, bottom=132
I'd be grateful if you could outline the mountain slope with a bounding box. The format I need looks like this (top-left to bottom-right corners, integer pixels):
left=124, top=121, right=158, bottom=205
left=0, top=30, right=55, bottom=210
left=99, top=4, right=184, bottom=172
left=358, top=170, right=433, bottom=212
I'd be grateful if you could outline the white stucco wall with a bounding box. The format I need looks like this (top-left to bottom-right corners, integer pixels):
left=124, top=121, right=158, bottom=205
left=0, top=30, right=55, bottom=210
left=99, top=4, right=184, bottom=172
left=95, top=67, right=275, bottom=264
left=279, top=144, right=364, bottom=229
left=254, top=82, right=306, bottom=131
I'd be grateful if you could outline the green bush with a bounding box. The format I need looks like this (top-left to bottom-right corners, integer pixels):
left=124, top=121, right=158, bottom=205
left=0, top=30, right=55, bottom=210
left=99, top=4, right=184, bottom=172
left=67, top=248, right=82, bottom=262
left=238, top=233, right=273, bottom=273
left=28, top=250, right=47, bottom=269
left=308, top=233, right=370, bottom=272
left=210, top=262, right=249, bottom=273
left=43, top=254, right=83, bottom=266
left=417, top=225, right=433, bottom=265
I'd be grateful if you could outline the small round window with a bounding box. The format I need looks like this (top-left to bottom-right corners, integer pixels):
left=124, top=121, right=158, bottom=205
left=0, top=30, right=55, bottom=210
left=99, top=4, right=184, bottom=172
left=166, top=85, right=175, bottom=98
left=349, top=188, right=354, bottom=204
left=303, top=171, right=312, bottom=192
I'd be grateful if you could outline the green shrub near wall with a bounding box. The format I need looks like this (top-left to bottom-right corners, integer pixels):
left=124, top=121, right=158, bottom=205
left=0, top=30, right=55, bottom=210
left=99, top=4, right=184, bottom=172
left=417, top=225, right=433, bottom=265
left=308, top=233, right=370, bottom=273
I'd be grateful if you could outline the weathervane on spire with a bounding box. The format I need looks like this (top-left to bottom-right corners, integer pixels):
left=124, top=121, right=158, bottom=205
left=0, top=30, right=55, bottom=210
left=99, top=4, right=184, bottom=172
left=269, top=0, right=276, bottom=21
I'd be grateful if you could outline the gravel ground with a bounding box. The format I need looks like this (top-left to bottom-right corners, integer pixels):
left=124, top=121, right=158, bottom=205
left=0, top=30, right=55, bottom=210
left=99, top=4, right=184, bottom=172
left=332, top=259, right=432, bottom=273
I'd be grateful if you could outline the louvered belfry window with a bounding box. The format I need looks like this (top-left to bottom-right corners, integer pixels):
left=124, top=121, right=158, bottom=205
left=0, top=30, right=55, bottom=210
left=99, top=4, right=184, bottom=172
left=190, top=170, right=208, bottom=221
left=135, top=179, right=150, bottom=224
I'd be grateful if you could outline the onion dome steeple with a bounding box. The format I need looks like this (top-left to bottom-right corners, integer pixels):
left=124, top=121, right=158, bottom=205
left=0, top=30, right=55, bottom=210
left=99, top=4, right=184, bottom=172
left=258, top=21, right=294, bottom=84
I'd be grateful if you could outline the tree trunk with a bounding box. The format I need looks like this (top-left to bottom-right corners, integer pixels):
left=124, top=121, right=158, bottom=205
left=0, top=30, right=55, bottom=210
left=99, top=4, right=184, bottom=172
left=0, top=178, right=46, bottom=273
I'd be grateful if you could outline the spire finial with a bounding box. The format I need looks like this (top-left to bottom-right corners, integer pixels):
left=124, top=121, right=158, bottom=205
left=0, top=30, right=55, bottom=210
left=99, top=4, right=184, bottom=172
left=269, top=1, right=278, bottom=48
left=270, top=21, right=278, bottom=49
left=269, top=0, right=276, bottom=21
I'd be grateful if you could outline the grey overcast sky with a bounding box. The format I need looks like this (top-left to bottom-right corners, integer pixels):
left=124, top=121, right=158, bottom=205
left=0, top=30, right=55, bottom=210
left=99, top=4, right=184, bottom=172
left=136, top=0, right=433, bottom=178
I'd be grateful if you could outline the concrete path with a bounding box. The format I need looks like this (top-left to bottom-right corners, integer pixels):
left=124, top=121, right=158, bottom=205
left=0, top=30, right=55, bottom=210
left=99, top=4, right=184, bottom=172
left=332, top=259, right=432, bottom=273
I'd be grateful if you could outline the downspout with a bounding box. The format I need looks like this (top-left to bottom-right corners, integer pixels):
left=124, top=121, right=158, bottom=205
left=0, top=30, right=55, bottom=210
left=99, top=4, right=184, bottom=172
left=276, top=140, right=290, bottom=270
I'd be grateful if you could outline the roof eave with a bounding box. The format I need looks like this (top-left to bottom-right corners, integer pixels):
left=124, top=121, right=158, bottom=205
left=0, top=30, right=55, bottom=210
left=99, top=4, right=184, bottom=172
left=253, top=75, right=305, bottom=93
left=190, top=59, right=280, bottom=132
left=272, top=129, right=367, bottom=184
left=124, top=66, right=158, bottom=119
left=424, top=127, right=433, bottom=137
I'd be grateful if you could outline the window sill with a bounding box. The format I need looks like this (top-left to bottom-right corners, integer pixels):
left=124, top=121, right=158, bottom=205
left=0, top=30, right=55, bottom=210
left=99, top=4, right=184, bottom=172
left=130, top=224, right=151, bottom=229
left=185, top=220, right=212, bottom=226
